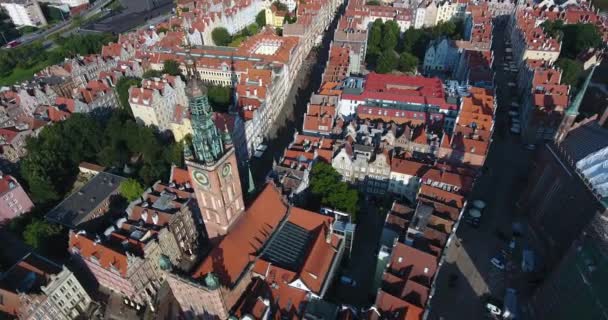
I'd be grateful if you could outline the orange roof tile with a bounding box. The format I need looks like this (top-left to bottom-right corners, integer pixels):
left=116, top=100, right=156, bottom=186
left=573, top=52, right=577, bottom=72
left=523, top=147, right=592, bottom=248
left=193, top=184, right=288, bottom=286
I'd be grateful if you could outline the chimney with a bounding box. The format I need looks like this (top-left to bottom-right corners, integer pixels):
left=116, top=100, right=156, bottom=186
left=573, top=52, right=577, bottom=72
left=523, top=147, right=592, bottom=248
left=326, top=221, right=333, bottom=244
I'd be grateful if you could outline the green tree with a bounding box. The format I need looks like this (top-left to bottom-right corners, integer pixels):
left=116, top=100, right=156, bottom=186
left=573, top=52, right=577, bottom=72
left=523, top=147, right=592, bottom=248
left=115, top=77, right=141, bottom=111
left=207, top=85, right=232, bottom=112
left=256, top=10, right=266, bottom=26
left=556, top=58, right=583, bottom=86
left=245, top=23, right=260, bottom=36
left=156, top=27, right=169, bottom=34
left=398, top=52, right=418, bottom=73
left=381, top=30, right=398, bottom=51
left=366, top=0, right=381, bottom=5
left=212, top=27, right=232, bottom=46
left=163, top=59, right=182, bottom=76
left=384, top=20, right=401, bottom=38
left=55, top=33, right=117, bottom=58
left=309, top=162, right=359, bottom=220
left=541, top=19, right=564, bottom=38
left=368, top=19, right=383, bottom=50
left=23, top=218, right=62, bottom=250
left=376, top=49, right=398, bottom=73
left=561, top=23, right=602, bottom=58
left=119, top=178, right=145, bottom=201
left=430, top=21, right=457, bottom=38
left=142, top=69, right=164, bottom=79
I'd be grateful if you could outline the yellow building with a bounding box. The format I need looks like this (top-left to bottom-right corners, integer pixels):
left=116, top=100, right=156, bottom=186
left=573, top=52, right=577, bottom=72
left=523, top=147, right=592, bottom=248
left=265, top=5, right=287, bottom=28
left=171, top=105, right=193, bottom=142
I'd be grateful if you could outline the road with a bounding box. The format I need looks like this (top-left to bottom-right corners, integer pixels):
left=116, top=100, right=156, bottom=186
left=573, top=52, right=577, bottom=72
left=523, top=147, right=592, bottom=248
left=16, top=0, right=113, bottom=46
left=427, top=18, right=537, bottom=320
left=248, top=3, right=346, bottom=186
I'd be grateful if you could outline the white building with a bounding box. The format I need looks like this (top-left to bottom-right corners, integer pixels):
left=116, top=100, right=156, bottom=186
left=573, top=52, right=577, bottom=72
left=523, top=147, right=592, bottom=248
left=435, top=0, right=467, bottom=24
left=388, top=157, right=427, bottom=203
left=1, top=0, right=47, bottom=27
left=128, top=75, right=187, bottom=132
left=38, top=265, right=93, bottom=319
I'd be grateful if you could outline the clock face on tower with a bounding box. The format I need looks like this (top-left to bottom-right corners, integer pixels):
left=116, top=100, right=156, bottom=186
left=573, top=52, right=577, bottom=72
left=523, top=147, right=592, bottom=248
left=222, top=163, right=232, bottom=178
left=193, top=170, right=209, bottom=187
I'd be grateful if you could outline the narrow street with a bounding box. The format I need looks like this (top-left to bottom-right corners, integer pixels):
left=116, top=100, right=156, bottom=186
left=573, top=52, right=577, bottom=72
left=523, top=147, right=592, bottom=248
left=427, top=19, right=537, bottom=320
left=248, top=3, right=346, bottom=186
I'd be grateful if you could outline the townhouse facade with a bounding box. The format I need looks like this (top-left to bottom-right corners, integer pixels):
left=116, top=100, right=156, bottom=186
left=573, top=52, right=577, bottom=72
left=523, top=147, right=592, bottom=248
left=129, top=75, right=188, bottom=132
left=0, top=173, right=34, bottom=221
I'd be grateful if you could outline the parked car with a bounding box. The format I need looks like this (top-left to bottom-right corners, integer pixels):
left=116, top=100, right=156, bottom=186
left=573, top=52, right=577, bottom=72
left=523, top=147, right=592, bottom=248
left=510, top=126, right=521, bottom=134
left=340, top=276, right=357, bottom=287
left=524, top=144, right=536, bottom=151
left=486, top=303, right=502, bottom=316
left=491, top=257, right=505, bottom=270
left=508, top=111, right=519, bottom=117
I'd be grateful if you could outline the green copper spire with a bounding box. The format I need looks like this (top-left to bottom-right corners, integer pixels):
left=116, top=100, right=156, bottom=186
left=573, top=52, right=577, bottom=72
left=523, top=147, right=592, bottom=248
left=186, top=78, right=224, bottom=164
left=221, top=124, right=232, bottom=147
left=566, top=64, right=596, bottom=116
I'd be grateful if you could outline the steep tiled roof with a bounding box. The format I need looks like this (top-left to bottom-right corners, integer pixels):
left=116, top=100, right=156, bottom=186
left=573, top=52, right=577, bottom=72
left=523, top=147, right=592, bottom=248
left=390, top=158, right=430, bottom=177
left=419, top=184, right=464, bottom=209
left=288, top=207, right=341, bottom=294
left=193, top=184, right=288, bottom=286
left=69, top=231, right=130, bottom=277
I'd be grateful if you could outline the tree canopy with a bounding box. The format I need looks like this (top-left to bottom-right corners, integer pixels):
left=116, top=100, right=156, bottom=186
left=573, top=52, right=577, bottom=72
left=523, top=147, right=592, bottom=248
left=541, top=22, right=601, bottom=58
left=256, top=10, right=266, bottom=26
left=20, top=110, right=182, bottom=205
left=163, top=59, right=182, bottom=76
left=207, top=85, right=233, bottom=112
left=212, top=27, right=232, bottom=46
left=115, top=77, right=142, bottom=112
left=561, top=23, right=602, bottom=58
left=142, top=69, right=164, bottom=79
left=309, top=162, right=359, bottom=220
left=120, top=178, right=145, bottom=201
left=23, top=218, right=63, bottom=252
left=556, top=58, right=583, bottom=86
left=398, top=52, right=419, bottom=73
left=0, top=33, right=116, bottom=85
left=376, top=50, right=398, bottom=74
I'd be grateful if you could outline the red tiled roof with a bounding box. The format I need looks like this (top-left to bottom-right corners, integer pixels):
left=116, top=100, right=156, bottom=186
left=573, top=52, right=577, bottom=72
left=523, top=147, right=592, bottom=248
left=419, top=184, right=464, bottom=209
left=69, top=231, right=129, bottom=277
left=288, top=207, right=340, bottom=294
left=390, top=158, right=430, bottom=177
left=193, top=184, right=288, bottom=286
left=0, top=175, right=22, bottom=195
left=373, top=290, right=424, bottom=320
left=170, top=166, right=191, bottom=185
left=421, top=168, right=473, bottom=193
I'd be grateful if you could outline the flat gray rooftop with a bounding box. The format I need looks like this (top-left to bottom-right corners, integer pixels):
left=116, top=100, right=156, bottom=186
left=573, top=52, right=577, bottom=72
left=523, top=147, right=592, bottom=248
left=45, top=172, right=126, bottom=228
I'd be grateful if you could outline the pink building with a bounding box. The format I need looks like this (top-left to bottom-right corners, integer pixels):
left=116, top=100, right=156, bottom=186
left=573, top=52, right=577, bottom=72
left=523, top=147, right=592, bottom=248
left=0, top=174, right=34, bottom=221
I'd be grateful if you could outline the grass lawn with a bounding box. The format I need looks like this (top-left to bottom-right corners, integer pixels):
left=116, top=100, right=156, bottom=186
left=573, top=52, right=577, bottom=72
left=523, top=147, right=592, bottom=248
left=0, top=60, right=53, bottom=86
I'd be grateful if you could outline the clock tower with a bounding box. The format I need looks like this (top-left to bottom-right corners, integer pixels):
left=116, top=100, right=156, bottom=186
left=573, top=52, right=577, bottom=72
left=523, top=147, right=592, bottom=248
left=183, top=57, right=245, bottom=240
